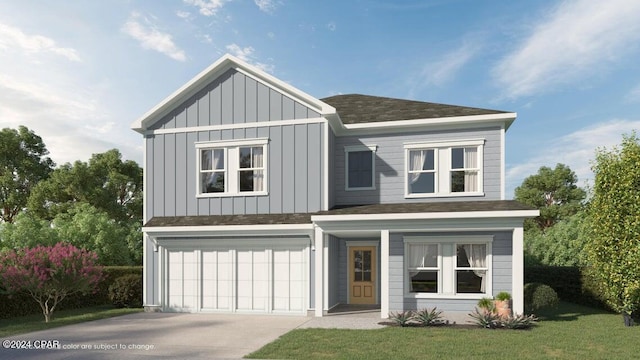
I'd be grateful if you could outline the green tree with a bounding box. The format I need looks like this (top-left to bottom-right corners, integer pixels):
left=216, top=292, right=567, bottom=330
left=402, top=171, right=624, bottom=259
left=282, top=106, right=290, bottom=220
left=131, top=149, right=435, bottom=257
left=524, top=210, right=588, bottom=266
left=28, top=149, right=142, bottom=223
left=585, top=134, right=640, bottom=324
left=0, top=126, right=54, bottom=223
left=0, top=243, right=102, bottom=322
left=0, top=212, right=60, bottom=250
left=514, top=163, right=586, bottom=230
left=52, top=203, right=133, bottom=265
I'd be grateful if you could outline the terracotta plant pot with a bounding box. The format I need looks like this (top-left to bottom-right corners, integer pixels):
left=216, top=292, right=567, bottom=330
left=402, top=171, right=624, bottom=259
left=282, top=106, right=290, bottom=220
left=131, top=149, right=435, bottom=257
left=494, top=300, right=511, bottom=318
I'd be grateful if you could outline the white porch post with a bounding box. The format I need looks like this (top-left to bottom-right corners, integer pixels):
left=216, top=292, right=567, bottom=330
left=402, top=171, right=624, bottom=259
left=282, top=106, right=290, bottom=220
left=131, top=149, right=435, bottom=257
left=381, top=230, right=390, bottom=319
left=314, top=226, right=324, bottom=317
left=512, top=226, right=524, bottom=314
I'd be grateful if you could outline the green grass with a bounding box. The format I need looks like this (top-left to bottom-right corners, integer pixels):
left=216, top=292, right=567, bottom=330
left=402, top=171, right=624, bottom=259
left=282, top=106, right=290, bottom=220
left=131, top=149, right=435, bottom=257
left=247, top=302, right=640, bottom=359
left=0, top=305, right=142, bottom=337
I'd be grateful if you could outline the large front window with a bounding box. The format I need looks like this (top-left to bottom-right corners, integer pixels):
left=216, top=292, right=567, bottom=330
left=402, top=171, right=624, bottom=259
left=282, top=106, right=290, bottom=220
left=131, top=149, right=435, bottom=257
left=197, top=138, right=268, bottom=196
left=405, top=139, right=484, bottom=197
left=405, top=236, right=492, bottom=297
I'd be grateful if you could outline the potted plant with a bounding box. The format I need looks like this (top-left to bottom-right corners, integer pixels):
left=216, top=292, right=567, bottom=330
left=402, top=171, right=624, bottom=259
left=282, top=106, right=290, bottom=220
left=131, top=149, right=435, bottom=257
left=477, top=297, right=495, bottom=314
left=494, top=292, right=512, bottom=318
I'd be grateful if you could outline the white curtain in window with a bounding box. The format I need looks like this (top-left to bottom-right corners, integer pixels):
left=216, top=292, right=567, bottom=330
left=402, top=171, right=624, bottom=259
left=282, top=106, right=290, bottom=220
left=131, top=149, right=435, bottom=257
left=252, top=147, right=263, bottom=191
left=462, top=244, right=486, bottom=292
left=464, top=148, right=478, bottom=192
left=409, top=244, right=436, bottom=276
left=409, top=150, right=426, bottom=184
left=213, top=149, right=224, bottom=170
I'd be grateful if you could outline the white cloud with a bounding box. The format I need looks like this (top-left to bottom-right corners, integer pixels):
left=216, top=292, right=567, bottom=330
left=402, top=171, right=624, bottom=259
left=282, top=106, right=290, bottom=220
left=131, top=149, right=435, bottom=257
left=176, top=10, right=191, bottom=19
left=255, top=0, right=279, bottom=13
left=407, top=40, right=480, bottom=98
left=122, top=13, right=186, bottom=62
left=506, top=119, right=640, bottom=197
left=494, top=0, right=640, bottom=99
left=225, top=43, right=274, bottom=73
left=0, top=22, right=81, bottom=62
left=184, top=0, right=228, bottom=16
left=327, top=22, right=337, bottom=31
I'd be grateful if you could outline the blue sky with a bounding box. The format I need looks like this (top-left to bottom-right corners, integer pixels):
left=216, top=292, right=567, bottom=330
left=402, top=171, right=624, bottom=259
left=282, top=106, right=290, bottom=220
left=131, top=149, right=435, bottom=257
left=1, top=0, right=639, bottom=198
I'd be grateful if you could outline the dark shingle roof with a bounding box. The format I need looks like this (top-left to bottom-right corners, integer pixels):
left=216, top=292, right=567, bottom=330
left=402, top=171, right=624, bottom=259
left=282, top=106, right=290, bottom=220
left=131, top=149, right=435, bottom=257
left=144, top=201, right=534, bottom=227
left=321, top=94, right=509, bottom=124
left=318, top=200, right=534, bottom=215
left=144, top=213, right=312, bottom=227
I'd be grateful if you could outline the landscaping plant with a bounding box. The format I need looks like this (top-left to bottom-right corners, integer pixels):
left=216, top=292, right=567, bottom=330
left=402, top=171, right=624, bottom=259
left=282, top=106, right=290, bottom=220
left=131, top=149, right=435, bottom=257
left=412, top=308, right=444, bottom=326
left=388, top=311, right=414, bottom=327
left=0, top=243, right=103, bottom=322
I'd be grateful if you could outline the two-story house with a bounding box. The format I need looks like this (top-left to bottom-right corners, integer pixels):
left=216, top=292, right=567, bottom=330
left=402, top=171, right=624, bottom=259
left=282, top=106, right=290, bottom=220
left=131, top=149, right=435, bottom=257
left=131, top=54, right=538, bottom=319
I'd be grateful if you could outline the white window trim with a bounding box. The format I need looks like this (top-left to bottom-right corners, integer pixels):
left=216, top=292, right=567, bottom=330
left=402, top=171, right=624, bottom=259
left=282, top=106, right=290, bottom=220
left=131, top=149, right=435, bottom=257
left=344, top=144, right=377, bottom=191
left=403, top=235, right=493, bottom=300
left=404, top=139, right=485, bottom=198
left=196, top=138, right=269, bottom=198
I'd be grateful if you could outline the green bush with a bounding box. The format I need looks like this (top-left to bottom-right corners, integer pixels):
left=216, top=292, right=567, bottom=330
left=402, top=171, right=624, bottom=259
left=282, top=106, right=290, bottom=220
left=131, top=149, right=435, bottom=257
left=0, top=266, right=142, bottom=319
left=412, top=308, right=444, bottom=326
left=524, top=266, right=605, bottom=309
left=108, top=274, right=143, bottom=308
left=524, top=283, right=559, bottom=313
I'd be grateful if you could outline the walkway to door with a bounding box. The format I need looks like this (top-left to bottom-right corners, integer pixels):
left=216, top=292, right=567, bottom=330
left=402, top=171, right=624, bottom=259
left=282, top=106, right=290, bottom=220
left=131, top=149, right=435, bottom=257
left=299, top=304, right=385, bottom=329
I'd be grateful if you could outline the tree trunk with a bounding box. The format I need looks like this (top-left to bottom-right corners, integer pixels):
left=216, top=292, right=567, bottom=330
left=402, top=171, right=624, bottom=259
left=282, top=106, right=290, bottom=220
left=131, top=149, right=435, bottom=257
left=622, top=312, right=634, bottom=327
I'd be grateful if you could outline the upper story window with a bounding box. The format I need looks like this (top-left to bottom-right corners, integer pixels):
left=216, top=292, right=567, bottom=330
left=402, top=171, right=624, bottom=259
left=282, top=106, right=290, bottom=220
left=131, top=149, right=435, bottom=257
left=405, top=236, right=492, bottom=299
left=404, top=139, right=484, bottom=198
left=196, top=138, right=268, bottom=197
left=345, top=145, right=377, bottom=190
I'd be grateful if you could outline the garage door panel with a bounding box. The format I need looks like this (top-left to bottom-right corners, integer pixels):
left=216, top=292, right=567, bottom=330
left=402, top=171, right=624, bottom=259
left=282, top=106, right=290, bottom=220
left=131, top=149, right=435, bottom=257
left=165, top=243, right=307, bottom=314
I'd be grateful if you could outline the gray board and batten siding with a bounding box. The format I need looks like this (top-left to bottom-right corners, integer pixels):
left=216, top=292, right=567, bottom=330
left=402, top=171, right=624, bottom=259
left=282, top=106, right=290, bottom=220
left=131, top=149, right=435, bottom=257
left=145, top=68, right=325, bottom=220
left=333, top=126, right=502, bottom=206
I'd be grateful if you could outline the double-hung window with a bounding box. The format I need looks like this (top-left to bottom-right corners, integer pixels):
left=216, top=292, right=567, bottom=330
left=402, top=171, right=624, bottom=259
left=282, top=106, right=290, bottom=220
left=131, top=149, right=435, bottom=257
left=345, top=145, right=377, bottom=190
left=196, top=138, right=268, bottom=196
left=405, top=236, right=492, bottom=298
left=405, top=139, right=484, bottom=197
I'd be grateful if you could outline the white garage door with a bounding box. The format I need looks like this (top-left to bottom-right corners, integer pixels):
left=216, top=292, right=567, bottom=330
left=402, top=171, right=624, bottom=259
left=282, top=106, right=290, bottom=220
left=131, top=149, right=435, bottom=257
left=165, top=245, right=306, bottom=314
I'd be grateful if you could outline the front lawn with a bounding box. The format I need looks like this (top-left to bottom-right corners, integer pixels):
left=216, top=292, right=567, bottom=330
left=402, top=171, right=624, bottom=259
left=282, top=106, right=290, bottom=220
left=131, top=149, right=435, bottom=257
left=247, top=302, right=640, bottom=359
left=0, top=305, right=142, bottom=337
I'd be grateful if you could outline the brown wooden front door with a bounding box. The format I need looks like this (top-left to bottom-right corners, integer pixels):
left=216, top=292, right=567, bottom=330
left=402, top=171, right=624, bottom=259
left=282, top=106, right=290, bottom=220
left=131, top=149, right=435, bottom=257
left=348, top=246, right=376, bottom=304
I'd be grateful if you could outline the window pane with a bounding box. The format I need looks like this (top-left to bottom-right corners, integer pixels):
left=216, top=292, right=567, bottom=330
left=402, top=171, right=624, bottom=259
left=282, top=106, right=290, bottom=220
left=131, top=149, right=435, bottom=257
left=354, top=250, right=363, bottom=281
left=239, top=147, right=251, bottom=168
left=457, top=244, right=486, bottom=268
left=410, top=271, right=437, bottom=293
left=239, top=170, right=254, bottom=192
left=201, top=172, right=224, bottom=193
left=451, top=170, right=465, bottom=192
left=409, top=244, right=437, bottom=267
left=451, top=148, right=464, bottom=169
left=409, top=172, right=435, bottom=193
left=213, top=149, right=224, bottom=170
left=456, top=270, right=485, bottom=293
left=252, top=147, right=263, bottom=167
left=423, top=150, right=435, bottom=170
left=348, top=151, right=373, bottom=188
left=201, top=150, right=212, bottom=171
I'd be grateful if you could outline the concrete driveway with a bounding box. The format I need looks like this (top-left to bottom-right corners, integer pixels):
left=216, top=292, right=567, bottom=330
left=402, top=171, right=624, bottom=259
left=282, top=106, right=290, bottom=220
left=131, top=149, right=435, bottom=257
left=0, top=312, right=311, bottom=359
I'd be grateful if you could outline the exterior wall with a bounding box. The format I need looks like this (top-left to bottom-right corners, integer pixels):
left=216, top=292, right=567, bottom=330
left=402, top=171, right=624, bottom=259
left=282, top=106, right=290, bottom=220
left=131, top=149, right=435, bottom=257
left=327, top=235, right=340, bottom=308
left=388, top=231, right=512, bottom=313
left=333, top=127, right=502, bottom=206
left=327, top=130, right=336, bottom=209
left=145, top=123, right=324, bottom=218
left=149, top=69, right=320, bottom=131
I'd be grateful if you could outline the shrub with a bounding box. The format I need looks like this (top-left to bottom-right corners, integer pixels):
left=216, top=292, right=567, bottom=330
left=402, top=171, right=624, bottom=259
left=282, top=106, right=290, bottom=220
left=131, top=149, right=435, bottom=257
left=469, top=308, right=501, bottom=328
left=525, top=283, right=559, bottom=313
left=413, top=308, right=444, bottom=326
left=108, top=274, right=143, bottom=308
left=389, top=311, right=414, bottom=327
left=501, top=314, right=538, bottom=329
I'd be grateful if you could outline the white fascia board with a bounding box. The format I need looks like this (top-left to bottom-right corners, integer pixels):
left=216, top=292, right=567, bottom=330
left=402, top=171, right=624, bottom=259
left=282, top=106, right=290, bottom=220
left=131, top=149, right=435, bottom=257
left=143, top=223, right=314, bottom=237
left=332, top=113, right=516, bottom=137
left=131, top=53, right=336, bottom=133
left=311, top=209, right=539, bottom=223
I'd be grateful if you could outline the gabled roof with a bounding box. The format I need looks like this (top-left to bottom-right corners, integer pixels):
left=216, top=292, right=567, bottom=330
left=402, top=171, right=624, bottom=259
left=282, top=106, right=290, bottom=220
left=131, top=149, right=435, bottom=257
left=322, top=94, right=509, bottom=124
left=131, top=54, right=336, bottom=133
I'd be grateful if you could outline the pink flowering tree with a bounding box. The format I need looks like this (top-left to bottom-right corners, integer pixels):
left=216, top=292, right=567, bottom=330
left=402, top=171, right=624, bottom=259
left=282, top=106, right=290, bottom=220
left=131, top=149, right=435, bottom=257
left=0, top=243, right=103, bottom=322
